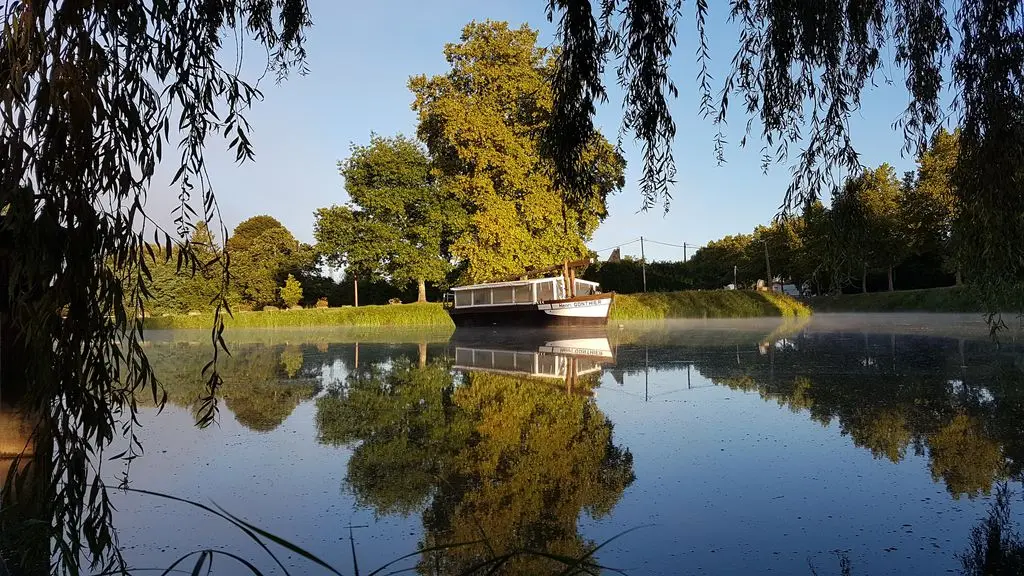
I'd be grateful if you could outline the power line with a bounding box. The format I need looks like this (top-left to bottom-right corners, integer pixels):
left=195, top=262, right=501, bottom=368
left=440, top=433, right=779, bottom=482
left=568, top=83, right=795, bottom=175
left=590, top=238, right=641, bottom=253
left=643, top=238, right=688, bottom=249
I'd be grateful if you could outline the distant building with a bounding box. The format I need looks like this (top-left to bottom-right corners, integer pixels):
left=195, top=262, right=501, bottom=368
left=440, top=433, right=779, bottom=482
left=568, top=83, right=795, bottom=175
left=608, top=248, right=621, bottom=262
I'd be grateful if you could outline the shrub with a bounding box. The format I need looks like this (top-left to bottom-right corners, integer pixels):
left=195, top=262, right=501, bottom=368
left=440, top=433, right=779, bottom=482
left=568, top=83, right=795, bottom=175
left=262, top=305, right=280, bottom=312
left=388, top=298, right=402, bottom=305
left=315, top=297, right=329, bottom=309
left=279, top=274, right=303, bottom=308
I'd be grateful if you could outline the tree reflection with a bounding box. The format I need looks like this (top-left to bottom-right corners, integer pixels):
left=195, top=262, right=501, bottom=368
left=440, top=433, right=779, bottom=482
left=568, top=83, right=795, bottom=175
left=643, top=332, right=1024, bottom=499
left=315, top=359, right=634, bottom=574
left=144, top=342, right=319, bottom=432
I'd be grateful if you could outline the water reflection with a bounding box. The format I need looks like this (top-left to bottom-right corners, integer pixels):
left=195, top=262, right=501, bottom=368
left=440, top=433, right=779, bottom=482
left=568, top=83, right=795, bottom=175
left=315, top=330, right=634, bottom=574
left=4, top=319, right=1024, bottom=574
left=144, top=341, right=321, bottom=432
left=610, top=330, right=1024, bottom=499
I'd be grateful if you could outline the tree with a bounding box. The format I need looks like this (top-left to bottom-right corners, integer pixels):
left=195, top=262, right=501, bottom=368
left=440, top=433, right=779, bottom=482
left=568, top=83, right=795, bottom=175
left=904, top=128, right=961, bottom=281
left=319, top=134, right=462, bottom=302
left=543, top=2, right=1024, bottom=314
left=410, top=21, right=625, bottom=282
left=280, top=274, right=303, bottom=308
left=859, top=164, right=906, bottom=292
left=745, top=220, right=806, bottom=288
left=0, top=3, right=311, bottom=571
left=228, top=216, right=314, bottom=309
left=831, top=165, right=905, bottom=292
left=686, top=234, right=752, bottom=289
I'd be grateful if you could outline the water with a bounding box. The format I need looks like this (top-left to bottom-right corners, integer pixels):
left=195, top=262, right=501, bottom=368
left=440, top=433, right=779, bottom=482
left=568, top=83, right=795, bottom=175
left=91, top=315, right=1024, bottom=573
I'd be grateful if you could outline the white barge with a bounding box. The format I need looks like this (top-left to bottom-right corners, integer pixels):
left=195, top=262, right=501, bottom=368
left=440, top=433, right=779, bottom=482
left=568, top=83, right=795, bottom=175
left=448, top=262, right=613, bottom=328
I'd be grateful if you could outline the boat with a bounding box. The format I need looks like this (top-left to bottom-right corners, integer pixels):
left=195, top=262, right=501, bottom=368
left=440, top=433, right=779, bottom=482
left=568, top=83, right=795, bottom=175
left=447, top=260, right=614, bottom=328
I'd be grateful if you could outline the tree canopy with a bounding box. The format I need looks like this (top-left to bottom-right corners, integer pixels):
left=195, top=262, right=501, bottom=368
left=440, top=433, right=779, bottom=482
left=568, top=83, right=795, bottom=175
left=228, top=216, right=315, bottom=309
left=315, top=134, right=462, bottom=301
left=410, top=21, right=625, bottom=282
left=542, top=0, right=1024, bottom=308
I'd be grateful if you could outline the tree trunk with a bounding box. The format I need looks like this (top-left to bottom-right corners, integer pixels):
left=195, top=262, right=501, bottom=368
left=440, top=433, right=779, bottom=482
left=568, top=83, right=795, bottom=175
left=418, top=341, right=427, bottom=369
left=862, top=263, right=868, bottom=294
left=417, top=279, right=427, bottom=303
left=887, top=265, right=894, bottom=292
left=956, top=266, right=963, bottom=286
left=0, top=310, right=29, bottom=404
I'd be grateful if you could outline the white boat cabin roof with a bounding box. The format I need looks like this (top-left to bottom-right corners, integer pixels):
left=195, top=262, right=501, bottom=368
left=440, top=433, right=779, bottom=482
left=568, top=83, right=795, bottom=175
left=452, top=277, right=599, bottom=291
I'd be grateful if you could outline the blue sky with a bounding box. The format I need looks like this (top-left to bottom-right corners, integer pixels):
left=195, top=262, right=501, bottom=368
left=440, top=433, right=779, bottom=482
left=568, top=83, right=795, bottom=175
left=149, top=0, right=927, bottom=263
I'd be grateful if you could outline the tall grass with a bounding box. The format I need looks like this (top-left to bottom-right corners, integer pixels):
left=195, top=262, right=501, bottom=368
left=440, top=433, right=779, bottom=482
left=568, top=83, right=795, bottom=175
left=807, top=286, right=985, bottom=313
left=145, top=292, right=809, bottom=331
left=610, top=291, right=811, bottom=321
left=144, top=302, right=454, bottom=330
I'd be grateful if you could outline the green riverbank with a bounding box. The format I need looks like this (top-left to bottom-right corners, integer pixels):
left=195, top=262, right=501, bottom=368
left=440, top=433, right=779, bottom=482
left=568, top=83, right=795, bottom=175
left=608, top=291, right=810, bottom=321
left=806, top=286, right=987, bottom=313
left=143, top=302, right=451, bottom=330
left=144, top=291, right=810, bottom=330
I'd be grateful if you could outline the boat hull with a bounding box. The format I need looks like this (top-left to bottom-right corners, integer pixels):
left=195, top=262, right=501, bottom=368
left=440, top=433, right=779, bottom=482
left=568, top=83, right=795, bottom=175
left=449, top=294, right=613, bottom=328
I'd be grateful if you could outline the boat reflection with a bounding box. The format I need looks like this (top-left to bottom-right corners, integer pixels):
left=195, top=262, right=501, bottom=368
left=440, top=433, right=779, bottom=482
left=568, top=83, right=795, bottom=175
left=448, top=328, right=614, bottom=392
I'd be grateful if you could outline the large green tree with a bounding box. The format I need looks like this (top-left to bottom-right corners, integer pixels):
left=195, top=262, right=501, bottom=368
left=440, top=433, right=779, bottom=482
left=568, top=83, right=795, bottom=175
left=830, top=165, right=905, bottom=293
left=686, top=234, right=752, bottom=289
left=903, top=128, right=961, bottom=282
left=227, top=216, right=314, bottom=309
left=410, top=21, right=625, bottom=282
left=316, top=134, right=463, bottom=302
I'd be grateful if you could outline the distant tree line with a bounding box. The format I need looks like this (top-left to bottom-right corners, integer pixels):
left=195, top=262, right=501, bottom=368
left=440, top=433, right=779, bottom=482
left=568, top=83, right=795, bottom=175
left=589, top=129, right=961, bottom=296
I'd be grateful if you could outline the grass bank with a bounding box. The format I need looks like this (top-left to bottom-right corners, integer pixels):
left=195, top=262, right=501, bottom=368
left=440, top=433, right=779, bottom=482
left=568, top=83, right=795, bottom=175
left=146, top=291, right=810, bottom=330
left=143, top=302, right=453, bottom=330
left=807, top=286, right=986, bottom=313
left=609, top=291, right=810, bottom=321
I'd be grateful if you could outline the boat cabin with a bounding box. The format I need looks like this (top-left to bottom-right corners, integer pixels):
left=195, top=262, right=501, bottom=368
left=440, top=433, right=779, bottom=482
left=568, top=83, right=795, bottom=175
left=451, top=277, right=600, bottom=309
left=452, top=346, right=607, bottom=380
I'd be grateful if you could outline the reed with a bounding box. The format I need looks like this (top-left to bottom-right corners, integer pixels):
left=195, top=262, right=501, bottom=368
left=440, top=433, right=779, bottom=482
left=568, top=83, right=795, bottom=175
left=143, top=303, right=455, bottom=330
left=609, top=291, right=811, bottom=321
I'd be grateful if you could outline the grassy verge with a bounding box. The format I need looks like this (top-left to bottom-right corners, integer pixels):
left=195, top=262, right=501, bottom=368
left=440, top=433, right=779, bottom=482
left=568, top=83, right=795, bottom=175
left=146, top=291, right=810, bottom=330
left=807, top=286, right=985, bottom=313
left=609, top=290, right=810, bottom=321
left=143, top=302, right=454, bottom=330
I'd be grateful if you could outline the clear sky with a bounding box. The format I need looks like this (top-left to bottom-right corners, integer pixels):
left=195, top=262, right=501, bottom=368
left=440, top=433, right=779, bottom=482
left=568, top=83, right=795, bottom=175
left=149, top=0, right=925, bottom=263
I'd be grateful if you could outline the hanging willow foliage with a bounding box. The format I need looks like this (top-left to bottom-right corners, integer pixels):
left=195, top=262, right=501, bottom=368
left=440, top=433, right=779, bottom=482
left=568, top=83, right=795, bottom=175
left=0, top=0, right=310, bottom=573
left=546, top=0, right=1024, bottom=309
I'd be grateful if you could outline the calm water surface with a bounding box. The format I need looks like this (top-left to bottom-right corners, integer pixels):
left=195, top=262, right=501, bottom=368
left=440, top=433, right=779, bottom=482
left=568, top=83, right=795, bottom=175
left=105, top=314, right=1024, bottom=575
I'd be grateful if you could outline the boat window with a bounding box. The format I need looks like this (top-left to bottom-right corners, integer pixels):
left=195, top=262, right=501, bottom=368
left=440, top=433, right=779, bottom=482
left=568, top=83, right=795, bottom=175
left=491, top=286, right=514, bottom=304
left=575, top=281, right=594, bottom=296
left=537, top=280, right=555, bottom=302
left=472, top=289, right=491, bottom=306
left=492, top=351, right=518, bottom=371
left=454, top=291, right=472, bottom=307
left=514, top=284, right=532, bottom=303
left=455, top=348, right=473, bottom=364
left=537, top=353, right=559, bottom=376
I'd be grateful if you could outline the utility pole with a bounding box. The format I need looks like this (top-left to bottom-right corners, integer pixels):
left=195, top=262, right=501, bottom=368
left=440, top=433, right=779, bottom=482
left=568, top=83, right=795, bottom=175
left=683, top=242, right=687, bottom=262
left=353, top=273, right=359, bottom=307
left=640, top=236, right=647, bottom=292
left=763, top=240, right=772, bottom=291
left=734, top=264, right=738, bottom=289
